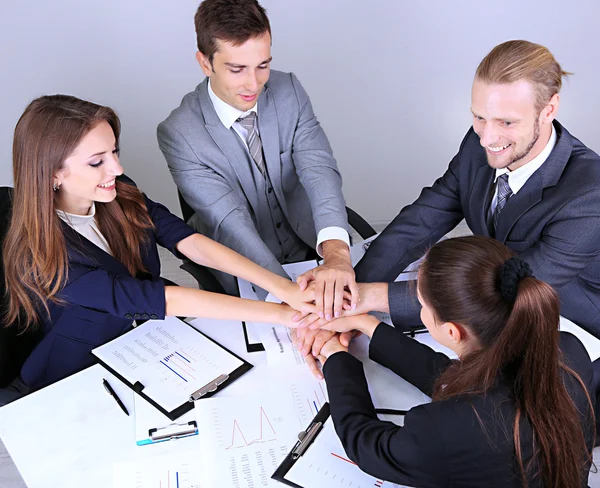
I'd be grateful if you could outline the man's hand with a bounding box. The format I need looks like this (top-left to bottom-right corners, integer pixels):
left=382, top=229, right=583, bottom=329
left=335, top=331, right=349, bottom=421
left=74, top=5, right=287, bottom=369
left=316, top=334, right=349, bottom=367
left=291, top=328, right=356, bottom=379
left=296, top=240, right=359, bottom=321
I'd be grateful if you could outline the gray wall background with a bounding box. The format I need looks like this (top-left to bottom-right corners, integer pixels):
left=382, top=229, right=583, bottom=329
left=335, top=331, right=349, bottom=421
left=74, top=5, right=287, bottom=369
left=1, top=0, right=598, bottom=229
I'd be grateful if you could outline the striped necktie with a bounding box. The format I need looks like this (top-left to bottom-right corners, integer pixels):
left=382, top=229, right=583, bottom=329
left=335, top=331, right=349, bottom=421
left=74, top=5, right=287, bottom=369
left=492, top=173, right=512, bottom=233
left=236, top=112, right=266, bottom=176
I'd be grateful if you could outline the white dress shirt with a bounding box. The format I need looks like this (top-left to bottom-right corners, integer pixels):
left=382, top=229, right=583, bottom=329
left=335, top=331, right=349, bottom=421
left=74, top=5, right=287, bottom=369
left=490, top=124, right=557, bottom=215
left=207, top=80, right=349, bottom=256
left=56, top=203, right=113, bottom=255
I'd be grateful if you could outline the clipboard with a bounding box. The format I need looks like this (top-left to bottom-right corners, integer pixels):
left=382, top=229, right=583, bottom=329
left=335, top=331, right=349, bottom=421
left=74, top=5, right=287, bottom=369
left=235, top=278, right=266, bottom=352
left=273, top=402, right=401, bottom=488
left=92, top=316, right=253, bottom=421
left=134, top=392, right=199, bottom=446
left=272, top=403, right=331, bottom=488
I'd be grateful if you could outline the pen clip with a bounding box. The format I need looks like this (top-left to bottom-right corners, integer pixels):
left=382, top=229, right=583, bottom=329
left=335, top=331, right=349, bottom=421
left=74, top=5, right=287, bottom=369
left=149, top=420, right=198, bottom=442
left=188, top=373, right=229, bottom=402
left=291, top=421, right=323, bottom=459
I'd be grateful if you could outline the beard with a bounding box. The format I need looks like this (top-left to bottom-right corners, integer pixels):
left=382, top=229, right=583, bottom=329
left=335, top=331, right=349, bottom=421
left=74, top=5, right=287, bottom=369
left=507, top=119, right=541, bottom=167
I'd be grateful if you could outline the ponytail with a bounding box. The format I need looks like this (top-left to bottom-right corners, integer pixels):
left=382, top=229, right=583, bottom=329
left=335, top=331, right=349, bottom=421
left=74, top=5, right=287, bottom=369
left=420, top=236, right=594, bottom=487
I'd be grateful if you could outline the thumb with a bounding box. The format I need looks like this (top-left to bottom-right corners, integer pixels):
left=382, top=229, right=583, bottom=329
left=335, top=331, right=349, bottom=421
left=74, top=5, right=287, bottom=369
left=340, top=331, right=354, bottom=347
left=296, top=270, right=315, bottom=291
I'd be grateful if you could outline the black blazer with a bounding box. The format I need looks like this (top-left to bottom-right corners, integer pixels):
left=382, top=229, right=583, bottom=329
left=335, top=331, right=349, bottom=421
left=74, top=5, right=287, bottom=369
left=20, top=176, right=196, bottom=389
left=323, top=324, right=595, bottom=487
left=355, top=122, right=600, bottom=336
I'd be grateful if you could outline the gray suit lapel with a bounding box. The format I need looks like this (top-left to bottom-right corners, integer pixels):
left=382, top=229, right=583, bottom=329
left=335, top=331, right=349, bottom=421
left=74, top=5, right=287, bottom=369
left=258, top=86, right=288, bottom=215
left=495, top=121, right=572, bottom=242
left=198, top=82, right=261, bottom=215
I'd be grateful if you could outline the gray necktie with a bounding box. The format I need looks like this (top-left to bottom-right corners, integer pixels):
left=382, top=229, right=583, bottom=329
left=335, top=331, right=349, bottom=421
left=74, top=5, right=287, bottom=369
left=492, top=173, right=512, bottom=232
left=236, top=112, right=266, bottom=176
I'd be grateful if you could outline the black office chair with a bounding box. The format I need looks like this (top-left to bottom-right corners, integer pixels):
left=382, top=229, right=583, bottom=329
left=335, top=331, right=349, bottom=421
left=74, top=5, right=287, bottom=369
left=176, top=190, right=377, bottom=292
left=0, top=187, right=42, bottom=404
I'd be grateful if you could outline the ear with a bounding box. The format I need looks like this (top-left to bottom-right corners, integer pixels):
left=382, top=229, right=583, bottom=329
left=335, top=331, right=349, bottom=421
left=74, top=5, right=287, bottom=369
left=196, top=51, right=213, bottom=78
left=445, top=321, right=467, bottom=345
left=540, top=93, right=560, bottom=124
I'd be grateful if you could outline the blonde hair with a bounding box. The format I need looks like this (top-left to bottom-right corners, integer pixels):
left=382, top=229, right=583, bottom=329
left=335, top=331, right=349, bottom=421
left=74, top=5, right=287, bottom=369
left=476, top=40, right=571, bottom=113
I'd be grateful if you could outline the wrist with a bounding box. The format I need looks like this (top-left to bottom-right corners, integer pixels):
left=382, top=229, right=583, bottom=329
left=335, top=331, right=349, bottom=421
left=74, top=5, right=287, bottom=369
left=360, top=282, right=389, bottom=313
left=357, top=314, right=381, bottom=338
left=322, top=240, right=351, bottom=264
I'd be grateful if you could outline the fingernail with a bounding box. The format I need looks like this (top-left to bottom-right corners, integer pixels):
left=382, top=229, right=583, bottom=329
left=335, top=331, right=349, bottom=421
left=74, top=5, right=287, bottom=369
left=319, top=312, right=324, bottom=318
left=318, top=374, right=324, bottom=380
left=335, top=311, right=340, bottom=318
left=352, top=304, right=357, bottom=310
left=302, top=349, right=308, bottom=355
left=312, top=351, right=317, bottom=357
left=326, top=314, right=331, bottom=321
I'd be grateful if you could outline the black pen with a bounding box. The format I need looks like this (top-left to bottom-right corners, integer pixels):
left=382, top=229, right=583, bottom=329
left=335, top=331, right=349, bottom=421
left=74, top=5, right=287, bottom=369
left=102, top=378, right=129, bottom=416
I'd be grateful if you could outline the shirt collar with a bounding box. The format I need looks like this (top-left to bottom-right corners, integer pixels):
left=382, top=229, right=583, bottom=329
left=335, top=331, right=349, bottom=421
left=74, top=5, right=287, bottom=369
left=207, top=79, right=258, bottom=129
left=494, top=124, right=557, bottom=194
left=56, top=202, right=96, bottom=225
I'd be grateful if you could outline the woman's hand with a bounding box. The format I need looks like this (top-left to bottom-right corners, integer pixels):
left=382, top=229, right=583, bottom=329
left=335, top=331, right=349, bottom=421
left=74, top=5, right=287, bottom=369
left=316, top=334, right=349, bottom=366
left=311, top=313, right=381, bottom=338
left=277, top=303, right=321, bottom=328
left=276, top=280, right=319, bottom=315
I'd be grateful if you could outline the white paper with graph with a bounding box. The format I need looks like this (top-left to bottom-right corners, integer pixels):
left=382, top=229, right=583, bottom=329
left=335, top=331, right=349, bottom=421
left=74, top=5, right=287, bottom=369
left=194, top=376, right=328, bottom=487
left=285, top=419, right=407, bottom=488
left=92, top=316, right=243, bottom=413
left=112, top=454, right=202, bottom=488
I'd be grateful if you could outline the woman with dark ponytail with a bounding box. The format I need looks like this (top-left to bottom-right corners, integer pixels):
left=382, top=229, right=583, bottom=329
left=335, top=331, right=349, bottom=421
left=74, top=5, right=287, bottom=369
left=315, top=235, right=595, bottom=487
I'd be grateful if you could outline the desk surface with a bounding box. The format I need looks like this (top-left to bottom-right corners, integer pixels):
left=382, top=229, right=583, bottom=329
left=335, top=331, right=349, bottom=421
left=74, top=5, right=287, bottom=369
left=1, top=316, right=599, bottom=488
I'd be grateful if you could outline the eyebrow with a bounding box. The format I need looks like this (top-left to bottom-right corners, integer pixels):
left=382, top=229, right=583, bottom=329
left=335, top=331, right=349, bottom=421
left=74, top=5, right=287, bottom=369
left=224, top=57, right=273, bottom=69
left=86, top=151, right=107, bottom=160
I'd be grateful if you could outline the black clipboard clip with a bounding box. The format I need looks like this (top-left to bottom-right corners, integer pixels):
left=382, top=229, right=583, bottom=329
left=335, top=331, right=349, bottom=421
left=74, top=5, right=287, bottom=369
left=188, top=373, right=229, bottom=402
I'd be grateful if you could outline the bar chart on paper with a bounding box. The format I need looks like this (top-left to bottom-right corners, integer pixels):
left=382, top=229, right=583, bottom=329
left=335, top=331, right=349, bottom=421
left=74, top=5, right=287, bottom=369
left=195, top=393, right=300, bottom=488
left=112, top=456, right=201, bottom=488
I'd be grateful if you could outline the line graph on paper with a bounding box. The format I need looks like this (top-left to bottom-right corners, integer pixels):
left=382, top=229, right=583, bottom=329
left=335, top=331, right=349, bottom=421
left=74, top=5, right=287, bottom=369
left=224, top=406, right=279, bottom=450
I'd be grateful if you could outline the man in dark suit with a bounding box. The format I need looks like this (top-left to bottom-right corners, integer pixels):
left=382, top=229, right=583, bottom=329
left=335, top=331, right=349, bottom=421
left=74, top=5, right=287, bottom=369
left=158, top=0, right=357, bottom=317
left=355, top=40, right=600, bottom=337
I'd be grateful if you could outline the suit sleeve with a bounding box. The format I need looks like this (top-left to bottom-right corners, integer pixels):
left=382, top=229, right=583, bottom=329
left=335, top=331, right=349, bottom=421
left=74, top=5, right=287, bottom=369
left=323, top=351, right=447, bottom=486
left=354, top=132, right=473, bottom=283
left=369, top=323, right=452, bottom=397
left=157, top=121, right=288, bottom=278
left=58, top=264, right=167, bottom=320
left=519, top=187, right=600, bottom=290
left=288, top=73, right=350, bottom=234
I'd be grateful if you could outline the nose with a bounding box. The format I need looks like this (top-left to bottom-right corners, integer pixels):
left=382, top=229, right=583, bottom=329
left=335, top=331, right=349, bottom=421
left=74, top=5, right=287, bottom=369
left=109, top=152, right=124, bottom=176
left=244, top=70, right=258, bottom=93
left=479, top=122, right=501, bottom=147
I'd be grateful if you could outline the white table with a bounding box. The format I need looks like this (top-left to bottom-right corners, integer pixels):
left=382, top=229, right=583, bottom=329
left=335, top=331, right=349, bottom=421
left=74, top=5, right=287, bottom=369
left=1, top=316, right=599, bottom=487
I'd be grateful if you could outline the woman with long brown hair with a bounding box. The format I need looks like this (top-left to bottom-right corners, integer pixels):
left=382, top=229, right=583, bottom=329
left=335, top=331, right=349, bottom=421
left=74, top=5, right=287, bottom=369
left=4, top=94, right=316, bottom=389
left=315, top=236, right=595, bottom=487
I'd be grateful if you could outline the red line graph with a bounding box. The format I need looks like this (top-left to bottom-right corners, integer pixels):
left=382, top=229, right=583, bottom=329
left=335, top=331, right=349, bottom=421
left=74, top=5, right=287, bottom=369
left=225, top=407, right=277, bottom=449
left=330, top=452, right=357, bottom=465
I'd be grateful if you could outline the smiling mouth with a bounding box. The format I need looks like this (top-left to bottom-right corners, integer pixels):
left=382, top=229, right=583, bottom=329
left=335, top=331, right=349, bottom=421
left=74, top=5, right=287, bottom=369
left=97, top=179, right=115, bottom=189
left=487, top=144, right=511, bottom=153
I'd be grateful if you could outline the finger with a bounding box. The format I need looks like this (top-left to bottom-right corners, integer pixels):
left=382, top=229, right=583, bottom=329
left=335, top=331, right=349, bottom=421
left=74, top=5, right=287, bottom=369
left=304, top=354, right=323, bottom=380
left=293, top=311, right=309, bottom=323
left=340, top=330, right=354, bottom=347
left=312, top=330, right=335, bottom=356
left=300, top=314, right=321, bottom=329
left=348, top=279, right=360, bottom=311
left=323, top=279, right=334, bottom=321
left=315, top=274, right=325, bottom=320
left=302, top=329, right=319, bottom=356
left=308, top=317, right=329, bottom=330
left=295, top=270, right=312, bottom=291
left=333, top=279, right=344, bottom=319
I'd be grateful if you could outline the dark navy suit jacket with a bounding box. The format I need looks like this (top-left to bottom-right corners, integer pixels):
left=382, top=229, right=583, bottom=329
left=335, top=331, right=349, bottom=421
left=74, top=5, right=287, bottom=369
left=323, top=325, right=595, bottom=487
left=21, top=176, right=196, bottom=389
left=355, top=122, right=600, bottom=336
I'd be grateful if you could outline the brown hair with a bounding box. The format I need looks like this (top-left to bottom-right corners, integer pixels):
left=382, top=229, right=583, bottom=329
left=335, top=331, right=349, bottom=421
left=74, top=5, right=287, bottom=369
left=3, top=95, right=154, bottom=330
left=476, top=40, right=571, bottom=113
left=194, top=0, right=271, bottom=63
left=419, top=236, right=593, bottom=487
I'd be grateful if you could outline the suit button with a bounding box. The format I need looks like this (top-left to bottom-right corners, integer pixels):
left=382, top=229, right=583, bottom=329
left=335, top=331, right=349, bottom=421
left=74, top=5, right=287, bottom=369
left=134, top=313, right=141, bottom=319
left=276, top=222, right=282, bottom=229
left=125, top=313, right=133, bottom=319
left=141, top=313, right=149, bottom=320
left=150, top=314, right=158, bottom=319
left=268, top=187, right=273, bottom=193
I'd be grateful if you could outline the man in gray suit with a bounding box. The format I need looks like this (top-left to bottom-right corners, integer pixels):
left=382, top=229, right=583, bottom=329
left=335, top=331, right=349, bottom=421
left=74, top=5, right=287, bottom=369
left=158, top=0, right=357, bottom=319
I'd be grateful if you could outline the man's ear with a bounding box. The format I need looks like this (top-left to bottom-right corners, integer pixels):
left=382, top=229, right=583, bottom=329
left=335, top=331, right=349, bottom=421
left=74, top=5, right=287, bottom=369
left=540, top=93, right=560, bottom=123
left=196, top=51, right=213, bottom=77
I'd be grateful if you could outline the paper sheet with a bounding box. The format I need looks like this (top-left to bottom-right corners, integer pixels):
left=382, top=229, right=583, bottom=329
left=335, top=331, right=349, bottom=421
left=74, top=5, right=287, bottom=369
left=285, top=419, right=405, bottom=488
left=194, top=392, right=302, bottom=487
left=281, top=260, right=318, bottom=282
left=92, top=317, right=243, bottom=412
left=113, top=455, right=202, bottom=488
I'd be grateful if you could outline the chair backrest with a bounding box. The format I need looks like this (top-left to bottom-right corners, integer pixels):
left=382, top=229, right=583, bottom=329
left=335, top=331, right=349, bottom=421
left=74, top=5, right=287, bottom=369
left=178, top=190, right=195, bottom=223
left=0, top=187, right=41, bottom=387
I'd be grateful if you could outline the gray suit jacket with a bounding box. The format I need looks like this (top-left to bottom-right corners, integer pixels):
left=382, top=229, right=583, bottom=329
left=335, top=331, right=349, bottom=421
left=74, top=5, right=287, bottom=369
left=355, top=121, right=600, bottom=337
left=157, top=70, right=348, bottom=278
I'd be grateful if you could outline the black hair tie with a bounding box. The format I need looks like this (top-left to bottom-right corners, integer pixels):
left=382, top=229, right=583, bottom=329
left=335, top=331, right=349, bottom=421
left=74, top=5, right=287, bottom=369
left=499, top=257, right=534, bottom=303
